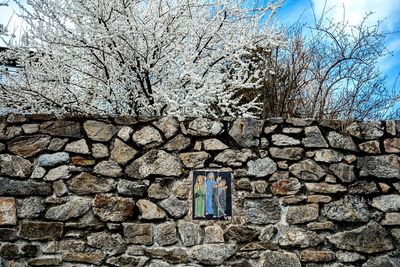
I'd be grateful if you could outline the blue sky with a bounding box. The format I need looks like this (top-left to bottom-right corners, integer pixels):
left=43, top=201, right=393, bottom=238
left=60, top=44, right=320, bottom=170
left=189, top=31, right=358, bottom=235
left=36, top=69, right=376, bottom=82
left=276, top=0, right=400, bottom=94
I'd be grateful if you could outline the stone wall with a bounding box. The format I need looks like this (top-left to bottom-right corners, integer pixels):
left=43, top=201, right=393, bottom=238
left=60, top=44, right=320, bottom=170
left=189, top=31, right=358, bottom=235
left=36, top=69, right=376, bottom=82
left=0, top=114, right=400, bottom=267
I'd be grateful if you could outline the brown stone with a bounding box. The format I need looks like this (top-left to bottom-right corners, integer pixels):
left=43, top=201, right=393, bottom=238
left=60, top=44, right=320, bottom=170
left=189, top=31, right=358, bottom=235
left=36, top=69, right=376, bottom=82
left=110, top=138, right=138, bottom=164
left=93, top=194, right=135, bottom=222
left=300, top=250, right=335, bottom=262
left=71, top=156, right=96, bottom=166
left=123, top=223, right=153, bottom=245
left=281, top=195, right=307, bottom=205
left=286, top=204, right=319, bottom=224
left=9, top=135, right=51, bottom=157
left=305, top=183, right=346, bottom=194
left=0, top=197, right=16, bottom=225
left=271, top=178, right=301, bottom=195
left=83, top=120, right=117, bottom=141
left=179, top=152, right=210, bottom=168
left=384, top=138, right=400, bottom=153
left=40, top=121, right=82, bottom=138
left=359, top=140, right=381, bottom=154
left=145, top=247, right=189, bottom=264
left=28, top=256, right=62, bottom=266
left=307, top=221, right=335, bottom=230
left=67, top=172, right=115, bottom=195
left=307, top=195, right=332, bottom=203
left=20, top=221, right=63, bottom=240
left=63, top=252, right=105, bottom=264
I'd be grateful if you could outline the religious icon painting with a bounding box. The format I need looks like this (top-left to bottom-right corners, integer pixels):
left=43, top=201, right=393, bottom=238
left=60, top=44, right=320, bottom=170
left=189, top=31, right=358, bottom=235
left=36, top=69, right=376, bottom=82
left=192, top=170, right=232, bottom=220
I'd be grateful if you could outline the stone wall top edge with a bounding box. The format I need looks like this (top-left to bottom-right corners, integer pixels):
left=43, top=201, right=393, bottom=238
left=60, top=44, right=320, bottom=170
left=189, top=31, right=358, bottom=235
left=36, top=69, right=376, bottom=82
left=0, top=112, right=397, bottom=124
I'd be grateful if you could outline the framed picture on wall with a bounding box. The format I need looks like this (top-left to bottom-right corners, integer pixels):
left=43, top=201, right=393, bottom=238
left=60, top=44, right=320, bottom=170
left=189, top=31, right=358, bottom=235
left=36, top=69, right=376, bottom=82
left=192, top=170, right=232, bottom=220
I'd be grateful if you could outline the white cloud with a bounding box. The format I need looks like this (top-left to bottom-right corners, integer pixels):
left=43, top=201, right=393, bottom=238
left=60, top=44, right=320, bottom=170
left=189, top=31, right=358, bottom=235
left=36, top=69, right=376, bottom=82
left=311, top=0, right=400, bottom=32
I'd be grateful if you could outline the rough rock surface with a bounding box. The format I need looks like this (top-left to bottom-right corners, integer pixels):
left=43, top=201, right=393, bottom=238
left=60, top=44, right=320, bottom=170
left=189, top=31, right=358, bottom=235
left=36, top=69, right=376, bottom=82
left=228, top=118, right=264, bottom=147
left=1, top=116, right=400, bottom=266
left=126, top=150, right=181, bottom=179
left=328, top=222, right=393, bottom=253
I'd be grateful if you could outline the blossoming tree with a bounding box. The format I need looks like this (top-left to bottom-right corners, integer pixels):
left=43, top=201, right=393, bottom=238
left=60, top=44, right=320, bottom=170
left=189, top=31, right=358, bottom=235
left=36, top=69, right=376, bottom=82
left=0, top=0, right=283, bottom=117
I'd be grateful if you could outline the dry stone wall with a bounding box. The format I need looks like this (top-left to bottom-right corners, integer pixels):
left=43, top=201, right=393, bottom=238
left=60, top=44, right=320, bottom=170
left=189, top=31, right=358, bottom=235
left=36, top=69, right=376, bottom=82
left=0, top=114, right=400, bottom=267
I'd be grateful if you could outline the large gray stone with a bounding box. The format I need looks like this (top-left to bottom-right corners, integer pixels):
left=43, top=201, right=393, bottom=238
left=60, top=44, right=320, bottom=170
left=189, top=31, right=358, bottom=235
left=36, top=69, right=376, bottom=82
left=357, top=155, right=400, bottom=179
left=215, top=149, right=253, bottom=167
left=260, top=251, right=301, bottom=267
left=163, top=134, right=191, bottom=151
left=228, top=118, right=264, bottom=147
left=117, top=180, right=147, bottom=197
left=345, top=121, right=384, bottom=140
left=67, top=172, right=115, bottom=195
left=38, top=152, right=69, bottom=167
left=153, top=117, right=179, bottom=138
left=44, top=165, right=71, bottom=181
left=289, top=159, right=325, bottom=181
left=94, top=160, right=122, bottom=177
left=87, top=232, right=126, bottom=255
left=155, top=222, right=178, bottom=246
left=16, top=197, right=45, bottom=218
left=362, top=255, right=400, bottom=267
left=203, top=139, right=228, bottom=151
left=65, top=139, right=90, bottom=154
left=0, top=154, right=32, bottom=178
left=188, top=118, right=224, bottom=136
left=322, top=196, right=370, bottom=222
left=159, top=197, right=188, bottom=219
left=0, top=178, right=52, bottom=196
left=45, top=197, right=92, bottom=221
left=271, top=134, right=300, bottom=146
left=328, top=222, right=393, bottom=253
left=190, top=244, right=236, bottom=265
left=247, top=157, right=277, bottom=177
left=327, top=132, right=357, bottom=151
left=244, top=199, right=281, bottom=224
left=83, top=120, right=117, bottom=141
left=178, top=221, right=204, bottom=247
left=371, top=194, right=400, bottom=212
left=126, top=150, right=181, bottom=179
left=137, top=199, right=166, bottom=220
left=179, top=152, right=210, bottom=168
left=286, top=204, right=319, bottom=224
left=9, top=135, right=51, bottom=157
left=314, top=149, right=343, bottom=163
left=302, top=126, right=328, bottom=148
left=348, top=181, right=379, bottom=195
left=269, top=147, right=303, bottom=160
left=148, top=183, right=169, bottom=199
left=278, top=226, right=324, bottom=248
left=204, top=225, right=224, bottom=243
left=329, top=163, right=355, bottom=183
left=132, top=126, right=163, bottom=147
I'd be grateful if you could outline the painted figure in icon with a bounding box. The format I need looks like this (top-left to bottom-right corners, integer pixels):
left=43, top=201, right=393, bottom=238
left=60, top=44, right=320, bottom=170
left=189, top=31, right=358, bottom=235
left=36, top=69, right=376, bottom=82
left=205, top=172, right=218, bottom=216
left=213, top=177, right=227, bottom=217
left=194, top=175, right=206, bottom=218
